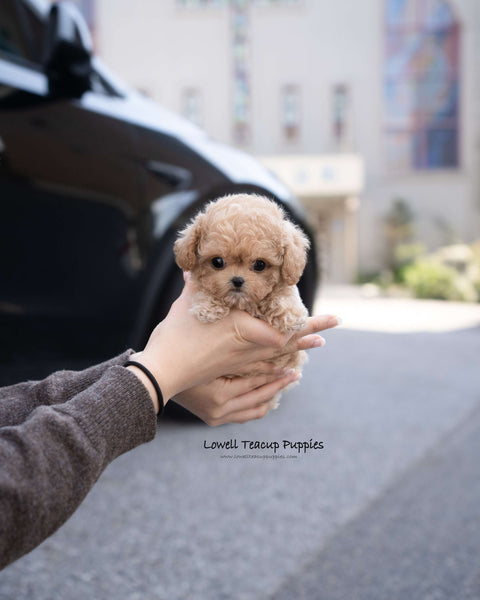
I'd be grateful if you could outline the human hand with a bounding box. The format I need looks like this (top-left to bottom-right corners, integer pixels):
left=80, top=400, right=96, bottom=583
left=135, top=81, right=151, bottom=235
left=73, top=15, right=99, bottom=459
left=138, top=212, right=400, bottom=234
left=129, top=273, right=339, bottom=411
left=173, top=370, right=301, bottom=426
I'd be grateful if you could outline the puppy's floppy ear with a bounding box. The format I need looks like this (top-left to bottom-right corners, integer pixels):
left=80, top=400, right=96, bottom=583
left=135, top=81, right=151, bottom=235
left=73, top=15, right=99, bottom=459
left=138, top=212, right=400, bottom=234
left=281, top=220, right=310, bottom=286
left=174, top=213, right=205, bottom=271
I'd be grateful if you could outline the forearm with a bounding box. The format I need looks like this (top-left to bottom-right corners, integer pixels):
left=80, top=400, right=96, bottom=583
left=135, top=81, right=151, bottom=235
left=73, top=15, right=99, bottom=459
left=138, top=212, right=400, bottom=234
left=0, top=365, right=156, bottom=570
left=0, top=350, right=135, bottom=427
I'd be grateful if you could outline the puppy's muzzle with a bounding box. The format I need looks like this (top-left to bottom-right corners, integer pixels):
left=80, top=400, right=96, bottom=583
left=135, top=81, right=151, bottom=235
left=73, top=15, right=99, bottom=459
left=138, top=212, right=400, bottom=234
left=231, top=276, right=245, bottom=289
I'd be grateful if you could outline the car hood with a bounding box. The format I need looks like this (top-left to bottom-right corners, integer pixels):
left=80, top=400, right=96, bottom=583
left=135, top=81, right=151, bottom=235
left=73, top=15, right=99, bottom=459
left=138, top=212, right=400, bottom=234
left=128, top=95, right=291, bottom=202
left=91, top=60, right=293, bottom=203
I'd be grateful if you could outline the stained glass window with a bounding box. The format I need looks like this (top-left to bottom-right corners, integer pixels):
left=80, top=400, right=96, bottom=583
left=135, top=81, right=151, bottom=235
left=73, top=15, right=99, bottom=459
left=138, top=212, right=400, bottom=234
left=384, top=0, right=460, bottom=171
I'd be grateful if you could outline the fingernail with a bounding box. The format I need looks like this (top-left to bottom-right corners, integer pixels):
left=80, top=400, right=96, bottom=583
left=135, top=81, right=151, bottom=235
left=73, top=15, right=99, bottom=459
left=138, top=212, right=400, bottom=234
left=313, top=336, right=326, bottom=347
left=328, top=316, right=342, bottom=327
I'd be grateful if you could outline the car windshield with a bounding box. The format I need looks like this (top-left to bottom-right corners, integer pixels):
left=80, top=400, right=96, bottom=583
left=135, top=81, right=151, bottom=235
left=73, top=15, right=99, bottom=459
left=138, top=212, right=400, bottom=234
left=0, top=0, right=47, bottom=67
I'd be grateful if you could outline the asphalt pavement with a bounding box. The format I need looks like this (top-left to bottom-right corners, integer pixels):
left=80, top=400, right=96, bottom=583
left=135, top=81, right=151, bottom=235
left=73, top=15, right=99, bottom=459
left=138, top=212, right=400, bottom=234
left=1, top=288, right=479, bottom=600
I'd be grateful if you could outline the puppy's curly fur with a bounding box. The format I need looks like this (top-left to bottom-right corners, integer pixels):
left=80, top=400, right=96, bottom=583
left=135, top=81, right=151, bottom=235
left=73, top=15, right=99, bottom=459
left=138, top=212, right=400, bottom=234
left=174, top=193, right=310, bottom=409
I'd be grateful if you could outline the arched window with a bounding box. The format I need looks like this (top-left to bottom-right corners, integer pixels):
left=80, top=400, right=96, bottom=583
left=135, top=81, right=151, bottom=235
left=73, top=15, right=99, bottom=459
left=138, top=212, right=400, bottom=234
left=384, top=0, right=460, bottom=171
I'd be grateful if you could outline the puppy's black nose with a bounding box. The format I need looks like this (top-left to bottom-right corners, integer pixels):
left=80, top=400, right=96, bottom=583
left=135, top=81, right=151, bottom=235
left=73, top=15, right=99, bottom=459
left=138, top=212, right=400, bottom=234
left=231, top=276, right=245, bottom=288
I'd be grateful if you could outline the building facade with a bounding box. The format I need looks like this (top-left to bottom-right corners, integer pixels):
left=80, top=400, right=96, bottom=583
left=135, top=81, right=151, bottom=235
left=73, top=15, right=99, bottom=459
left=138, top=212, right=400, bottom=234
left=92, top=0, right=480, bottom=282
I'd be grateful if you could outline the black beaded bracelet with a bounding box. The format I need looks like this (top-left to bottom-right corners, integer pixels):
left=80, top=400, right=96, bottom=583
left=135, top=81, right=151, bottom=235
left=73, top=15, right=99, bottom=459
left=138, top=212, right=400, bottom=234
left=124, top=360, right=164, bottom=416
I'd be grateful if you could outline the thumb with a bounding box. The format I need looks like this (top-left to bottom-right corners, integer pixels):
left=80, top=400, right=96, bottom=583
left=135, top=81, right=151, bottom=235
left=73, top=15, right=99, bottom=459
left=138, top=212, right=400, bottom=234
left=178, top=271, right=199, bottom=303
left=231, top=310, right=290, bottom=349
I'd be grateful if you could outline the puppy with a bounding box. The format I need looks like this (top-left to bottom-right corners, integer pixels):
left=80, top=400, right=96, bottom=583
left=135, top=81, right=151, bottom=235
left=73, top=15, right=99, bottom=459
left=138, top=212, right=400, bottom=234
left=174, top=193, right=310, bottom=409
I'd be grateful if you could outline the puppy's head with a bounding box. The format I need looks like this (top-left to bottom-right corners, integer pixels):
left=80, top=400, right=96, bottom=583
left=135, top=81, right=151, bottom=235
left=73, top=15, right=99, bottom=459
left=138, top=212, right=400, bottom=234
left=174, top=194, right=310, bottom=308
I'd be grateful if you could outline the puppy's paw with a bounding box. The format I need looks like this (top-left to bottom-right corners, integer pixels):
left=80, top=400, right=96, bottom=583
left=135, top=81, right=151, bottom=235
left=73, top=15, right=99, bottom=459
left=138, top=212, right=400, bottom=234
left=267, top=374, right=302, bottom=411
left=192, top=306, right=230, bottom=323
left=190, top=292, right=231, bottom=323
left=269, top=311, right=307, bottom=334
left=268, top=391, right=282, bottom=410
left=263, top=292, right=309, bottom=334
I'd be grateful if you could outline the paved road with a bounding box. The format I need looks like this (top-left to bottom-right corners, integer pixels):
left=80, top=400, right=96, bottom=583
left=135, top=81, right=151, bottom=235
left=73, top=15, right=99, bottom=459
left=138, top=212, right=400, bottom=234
left=1, top=293, right=479, bottom=600
left=273, top=401, right=480, bottom=600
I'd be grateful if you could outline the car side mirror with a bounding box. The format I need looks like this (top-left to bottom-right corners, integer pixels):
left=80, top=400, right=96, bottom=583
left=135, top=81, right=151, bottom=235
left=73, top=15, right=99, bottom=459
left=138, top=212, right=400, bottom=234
left=44, top=2, right=93, bottom=97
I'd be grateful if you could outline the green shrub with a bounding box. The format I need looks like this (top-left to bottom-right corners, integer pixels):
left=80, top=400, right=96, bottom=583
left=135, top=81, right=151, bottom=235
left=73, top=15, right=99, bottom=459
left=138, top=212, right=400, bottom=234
left=394, top=242, right=426, bottom=267
left=403, top=260, right=478, bottom=302
left=471, top=242, right=480, bottom=295
left=356, top=271, right=381, bottom=285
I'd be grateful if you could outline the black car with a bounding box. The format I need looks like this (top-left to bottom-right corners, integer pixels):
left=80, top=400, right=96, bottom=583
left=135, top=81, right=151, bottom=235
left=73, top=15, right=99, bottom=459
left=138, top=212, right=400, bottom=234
left=0, top=0, right=317, bottom=381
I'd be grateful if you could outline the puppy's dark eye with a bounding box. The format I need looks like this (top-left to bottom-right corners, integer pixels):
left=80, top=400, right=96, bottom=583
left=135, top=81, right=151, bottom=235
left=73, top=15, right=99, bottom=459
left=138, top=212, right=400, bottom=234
left=211, top=257, right=225, bottom=269
left=253, top=260, right=266, bottom=272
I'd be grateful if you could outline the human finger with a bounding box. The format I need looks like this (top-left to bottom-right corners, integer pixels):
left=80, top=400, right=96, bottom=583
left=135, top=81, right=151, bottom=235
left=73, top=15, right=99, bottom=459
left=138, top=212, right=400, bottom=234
left=292, top=334, right=326, bottom=351
left=174, top=271, right=199, bottom=304
left=206, top=400, right=271, bottom=426
left=214, top=371, right=296, bottom=399
left=208, top=402, right=272, bottom=426
left=223, top=371, right=300, bottom=417
left=271, top=334, right=326, bottom=360
left=272, top=315, right=341, bottom=356
left=231, top=313, right=341, bottom=366
left=205, top=371, right=299, bottom=425
left=232, top=360, right=294, bottom=377
left=230, top=309, right=287, bottom=349
left=295, top=314, right=341, bottom=339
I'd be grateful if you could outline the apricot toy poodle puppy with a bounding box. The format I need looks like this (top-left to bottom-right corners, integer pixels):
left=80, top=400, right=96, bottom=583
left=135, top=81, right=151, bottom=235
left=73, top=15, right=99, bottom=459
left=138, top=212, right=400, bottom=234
left=174, top=193, right=310, bottom=409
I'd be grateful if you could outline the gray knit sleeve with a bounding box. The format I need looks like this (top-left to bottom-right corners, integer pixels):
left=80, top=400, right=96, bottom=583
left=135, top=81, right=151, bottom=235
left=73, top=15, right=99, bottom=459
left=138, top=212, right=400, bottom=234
left=0, top=365, right=157, bottom=570
left=0, top=349, right=135, bottom=427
